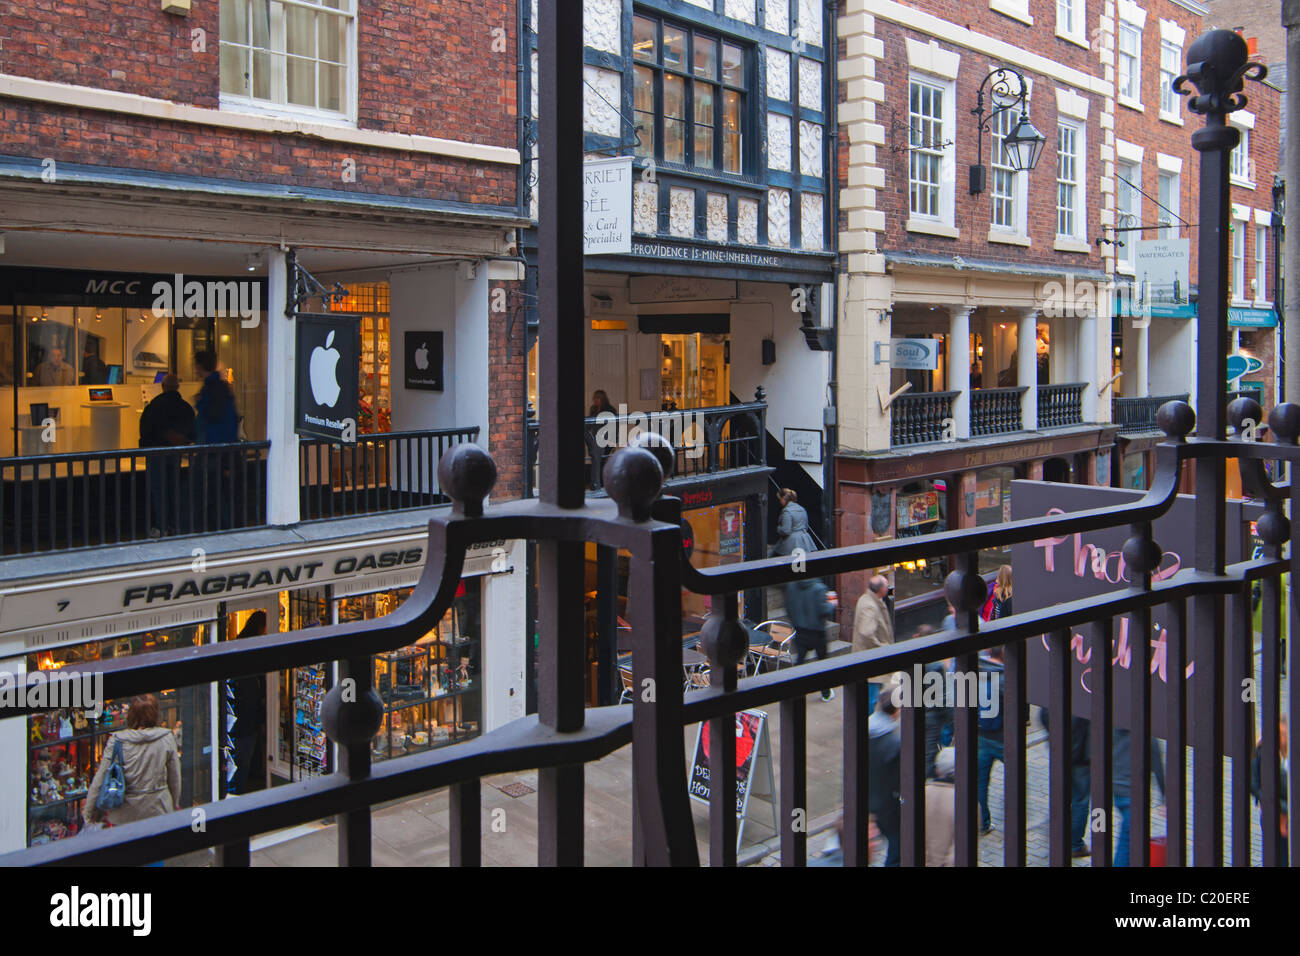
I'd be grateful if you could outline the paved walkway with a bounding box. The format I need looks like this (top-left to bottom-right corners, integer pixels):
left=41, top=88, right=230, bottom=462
left=164, top=675, right=1276, bottom=866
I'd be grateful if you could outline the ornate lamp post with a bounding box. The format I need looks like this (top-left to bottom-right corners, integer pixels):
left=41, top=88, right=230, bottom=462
left=1172, top=28, right=1267, bottom=866
left=969, top=67, right=1047, bottom=195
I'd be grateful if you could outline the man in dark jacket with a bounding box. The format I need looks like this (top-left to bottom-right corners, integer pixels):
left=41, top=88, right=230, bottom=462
left=194, top=351, right=239, bottom=529
left=785, top=576, right=836, bottom=701
left=976, top=647, right=1005, bottom=834
left=139, top=374, right=196, bottom=537
left=868, top=689, right=902, bottom=866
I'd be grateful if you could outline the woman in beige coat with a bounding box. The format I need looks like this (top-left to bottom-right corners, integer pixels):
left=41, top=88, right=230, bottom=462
left=86, top=694, right=182, bottom=826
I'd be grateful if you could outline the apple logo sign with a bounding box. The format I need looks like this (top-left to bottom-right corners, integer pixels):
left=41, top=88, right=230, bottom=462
left=309, top=330, right=342, bottom=407
left=414, top=341, right=429, bottom=371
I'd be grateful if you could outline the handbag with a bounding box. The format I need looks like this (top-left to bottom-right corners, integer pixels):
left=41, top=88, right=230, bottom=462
left=97, top=738, right=127, bottom=811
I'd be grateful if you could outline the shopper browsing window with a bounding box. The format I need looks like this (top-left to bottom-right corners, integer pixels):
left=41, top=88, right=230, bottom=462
left=85, top=695, right=182, bottom=827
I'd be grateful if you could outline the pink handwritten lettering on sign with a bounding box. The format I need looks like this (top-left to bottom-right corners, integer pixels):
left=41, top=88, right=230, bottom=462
left=1044, top=619, right=1196, bottom=696
left=1033, top=507, right=1182, bottom=584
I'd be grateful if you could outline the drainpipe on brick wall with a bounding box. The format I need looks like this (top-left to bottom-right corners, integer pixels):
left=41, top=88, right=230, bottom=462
left=823, top=0, right=839, bottom=549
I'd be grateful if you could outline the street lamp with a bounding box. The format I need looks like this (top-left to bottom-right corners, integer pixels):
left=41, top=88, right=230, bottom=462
left=969, top=67, right=1047, bottom=195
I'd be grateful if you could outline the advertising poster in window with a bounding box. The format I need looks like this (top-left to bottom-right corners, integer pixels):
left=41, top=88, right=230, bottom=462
left=896, top=490, right=939, bottom=530
left=718, top=505, right=742, bottom=560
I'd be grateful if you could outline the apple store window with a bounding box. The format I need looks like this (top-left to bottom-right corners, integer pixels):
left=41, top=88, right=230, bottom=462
left=3, top=304, right=267, bottom=457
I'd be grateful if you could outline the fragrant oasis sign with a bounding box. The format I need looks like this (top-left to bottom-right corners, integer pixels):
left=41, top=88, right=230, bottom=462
left=583, top=156, right=632, bottom=255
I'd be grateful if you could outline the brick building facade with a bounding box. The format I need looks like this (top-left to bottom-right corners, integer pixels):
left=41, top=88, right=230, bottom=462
left=0, top=0, right=531, bottom=849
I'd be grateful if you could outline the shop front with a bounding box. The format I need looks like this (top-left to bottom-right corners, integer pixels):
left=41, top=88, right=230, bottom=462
left=1, top=534, right=525, bottom=850
left=835, top=428, right=1118, bottom=639
left=0, top=266, right=270, bottom=457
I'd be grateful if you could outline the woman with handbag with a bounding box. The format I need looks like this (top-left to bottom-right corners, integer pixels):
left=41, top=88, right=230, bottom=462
left=85, top=695, right=182, bottom=830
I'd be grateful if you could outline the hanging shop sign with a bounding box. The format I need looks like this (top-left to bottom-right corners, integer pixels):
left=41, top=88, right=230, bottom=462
left=1133, top=239, right=1191, bottom=313
left=404, top=331, right=445, bottom=391
left=583, top=156, right=633, bottom=255
left=896, top=491, right=939, bottom=530
left=889, top=338, right=940, bottom=370
left=783, top=427, right=823, bottom=464
left=1228, top=306, right=1277, bottom=329
left=295, top=312, right=361, bottom=442
left=1226, top=352, right=1264, bottom=385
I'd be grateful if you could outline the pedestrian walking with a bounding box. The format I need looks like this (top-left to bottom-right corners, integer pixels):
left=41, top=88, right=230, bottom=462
left=1251, top=717, right=1289, bottom=866
left=785, top=576, right=837, bottom=701
left=868, top=684, right=902, bottom=866
left=771, top=488, right=817, bottom=557
left=925, top=746, right=957, bottom=866
left=853, top=575, right=894, bottom=713
left=976, top=646, right=1005, bottom=834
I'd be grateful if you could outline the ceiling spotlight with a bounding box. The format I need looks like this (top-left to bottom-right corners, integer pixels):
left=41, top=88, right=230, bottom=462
left=247, top=251, right=263, bottom=272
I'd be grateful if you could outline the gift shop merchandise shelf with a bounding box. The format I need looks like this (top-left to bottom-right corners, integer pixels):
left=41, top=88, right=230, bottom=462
left=337, top=580, right=482, bottom=760
left=26, top=624, right=210, bottom=847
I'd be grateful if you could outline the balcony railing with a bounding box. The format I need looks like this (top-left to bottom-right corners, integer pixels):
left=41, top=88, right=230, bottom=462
left=525, top=401, right=766, bottom=496
left=971, top=386, right=1027, bottom=437
left=1114, top=395, right=1193, bottom=434
left=299, top=427, right=480, bottom=519
left=4, top=399, right=1292, bottom=869
left=1037, top=383, right=1086, bottom=428
left=890, top=390, right=958, bottom=447
left=0, top=442, right=269, bottom=555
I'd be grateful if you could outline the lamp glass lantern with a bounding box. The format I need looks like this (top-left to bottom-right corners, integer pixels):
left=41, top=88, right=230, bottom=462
left=1002, top=112, right=1047, bottom=173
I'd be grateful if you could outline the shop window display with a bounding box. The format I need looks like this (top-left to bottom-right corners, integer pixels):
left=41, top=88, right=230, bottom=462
left=893, top=480, right=948, bottom=603
left=26, top=625, right=210, bottom=846
left=270, top=588, right=332, bottom=783
left=336, top=579, right=482, bottom=759
left=974, top=466, right=1015, bottom=574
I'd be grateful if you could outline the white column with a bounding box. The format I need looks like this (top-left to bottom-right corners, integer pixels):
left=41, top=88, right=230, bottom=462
left=265, top=248, right=300, bottom=526
left=1019, top=308, right=1038, bottom=431
left=0, top=654, right=26, bottom=851
left=1136, top=318, right=1151, bottom=397
left=948, top=307, right=972, bottom=440
left=1080, top=311, right=1100, bottom=423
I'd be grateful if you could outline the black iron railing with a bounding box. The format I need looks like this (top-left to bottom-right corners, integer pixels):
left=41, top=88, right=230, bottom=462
left=1037, top=383, right=1086, bottom=428
left=0, top=442, right=269, bottom=555
left=299, top=427, right=479, bottom=519
left=971, top=387, right=1027, bottom=437
left=891, top=391, right=958, bottom=447
left=525, top=401, right=766, bottom=496
left=1115, top=394, right=1192, bottom=434
left=1, top=18, right=1284, bottom=872
left=2, top=405, right=1294, bottom=868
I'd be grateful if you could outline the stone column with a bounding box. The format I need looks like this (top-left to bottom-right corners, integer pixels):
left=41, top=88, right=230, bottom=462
left=948, top=307, right=973, bottom=439
left=265, top=248, right=300, bottom=526
left=1018, top=308, right=1038, bottom=431
left=1080, top=311, right=1101, bottom=423
left=1135, top=315, right=1151, bottom=397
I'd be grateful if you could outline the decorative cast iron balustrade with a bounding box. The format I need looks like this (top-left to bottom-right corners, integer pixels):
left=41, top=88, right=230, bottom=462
left=299, top=427, right=479, bottom=519
left=1114, top=395, right=1193, bottom=434
left=1037, top=383, right=1086, bottom=428
left=0, top=441, right=269, bottom=555
left=525, top=401, right=766, bottom=497
left=2, top=397, right=1295, bottom=869
left=890, top=391, right=958, bottom=447
left=971, top=387, right=1028, bottom=437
